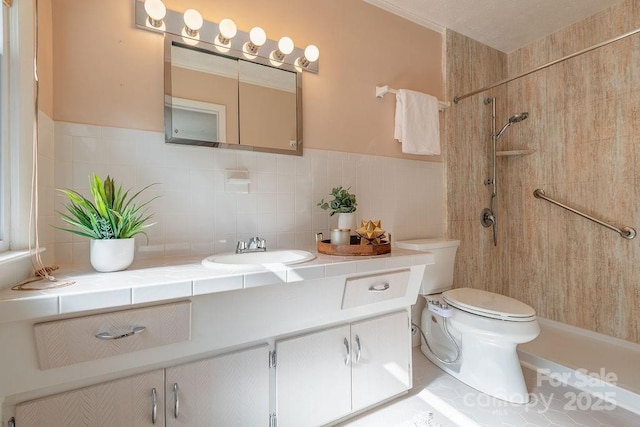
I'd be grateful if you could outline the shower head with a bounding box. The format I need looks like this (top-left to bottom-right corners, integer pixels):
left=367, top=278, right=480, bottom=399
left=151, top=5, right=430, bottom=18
left=509, top=112, right=529, bottom=123
left=495, top=112, right=529, bottom=139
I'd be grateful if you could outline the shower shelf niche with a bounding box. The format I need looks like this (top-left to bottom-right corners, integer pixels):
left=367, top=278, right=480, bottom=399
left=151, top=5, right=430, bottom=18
left=496, top=149, right=535, bottom=157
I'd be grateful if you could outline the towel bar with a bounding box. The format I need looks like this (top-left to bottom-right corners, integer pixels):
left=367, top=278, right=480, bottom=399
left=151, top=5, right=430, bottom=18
left=375, top=85, right=450, bottom=111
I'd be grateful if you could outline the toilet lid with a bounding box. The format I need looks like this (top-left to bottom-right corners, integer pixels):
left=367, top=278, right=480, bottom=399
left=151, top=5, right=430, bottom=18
left=443, top=288, right=536, bottom=321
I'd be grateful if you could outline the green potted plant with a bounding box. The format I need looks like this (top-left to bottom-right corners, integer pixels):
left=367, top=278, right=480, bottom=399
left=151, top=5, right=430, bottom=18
left=56, top=174, right=157, bottom=272
left=317, top=186, right=357, bottom=231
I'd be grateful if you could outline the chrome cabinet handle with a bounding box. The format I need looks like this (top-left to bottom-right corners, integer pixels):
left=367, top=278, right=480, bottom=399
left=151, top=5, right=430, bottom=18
left=173, top=383, right=179, bottom=418
left=343, top=337, right=350, bottom=366
left=355, top=335, right=362, bottom=363
left=368, top=283, right=390, bottom=292
left=95, top=326, right=146, bottom=340
left=151, top=388, right=158, bottom=424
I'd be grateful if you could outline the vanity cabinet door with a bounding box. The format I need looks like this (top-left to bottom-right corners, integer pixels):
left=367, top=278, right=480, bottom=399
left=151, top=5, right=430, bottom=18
left=276, top=324, right=352, bottom=427
left=15, top=370, right=164, bottom=427
left=351, top=311, right=412, bottom=412
left=165, top=344, right=269, bottom=426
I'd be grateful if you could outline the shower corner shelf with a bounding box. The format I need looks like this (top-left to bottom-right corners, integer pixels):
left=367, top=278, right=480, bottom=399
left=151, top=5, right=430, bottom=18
left=496, top=149, right=536, bottom=157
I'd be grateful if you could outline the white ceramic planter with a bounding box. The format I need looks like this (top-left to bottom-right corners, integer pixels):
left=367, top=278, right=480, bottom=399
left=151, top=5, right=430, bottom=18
left=90, top=238, right=135, bottom=272
left=337, top=212, right=356, bottom=232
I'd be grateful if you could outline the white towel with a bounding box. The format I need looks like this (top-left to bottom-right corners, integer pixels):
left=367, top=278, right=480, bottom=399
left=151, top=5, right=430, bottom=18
left=394, top=89, right=441, bottom=155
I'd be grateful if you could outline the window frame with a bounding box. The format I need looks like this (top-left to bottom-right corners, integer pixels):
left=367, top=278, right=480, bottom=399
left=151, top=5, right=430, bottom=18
left=0, top=0, right=36, bottom=254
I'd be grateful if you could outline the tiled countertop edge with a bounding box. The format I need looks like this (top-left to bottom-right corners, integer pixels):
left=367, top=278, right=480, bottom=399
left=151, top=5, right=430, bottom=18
left=0, top=250, right=433, bottom=323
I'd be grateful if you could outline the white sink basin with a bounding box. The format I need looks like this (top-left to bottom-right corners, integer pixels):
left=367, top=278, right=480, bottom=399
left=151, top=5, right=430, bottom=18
left=202, top=250, right=316, bottom=270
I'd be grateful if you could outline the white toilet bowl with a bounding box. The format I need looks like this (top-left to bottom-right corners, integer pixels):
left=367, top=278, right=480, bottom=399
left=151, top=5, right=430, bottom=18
left=395, top=238, right=540, bottom=404
left=422, top=288, right=539, bottom=404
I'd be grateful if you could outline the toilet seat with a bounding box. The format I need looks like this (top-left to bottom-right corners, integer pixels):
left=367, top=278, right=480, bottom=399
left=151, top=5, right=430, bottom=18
left=443, top=288, right=535, bottom=322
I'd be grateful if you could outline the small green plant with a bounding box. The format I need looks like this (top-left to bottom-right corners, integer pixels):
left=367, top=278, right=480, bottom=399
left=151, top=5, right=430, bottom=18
left=56, top=174, right=157, bottom=240
left=317, top=186, right=357, bottom=216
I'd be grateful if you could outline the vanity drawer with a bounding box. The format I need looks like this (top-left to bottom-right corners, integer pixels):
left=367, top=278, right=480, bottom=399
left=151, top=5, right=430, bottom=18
left=34, top=300, right=191, bottom=370
left=341, top=269, right=411, bottom=309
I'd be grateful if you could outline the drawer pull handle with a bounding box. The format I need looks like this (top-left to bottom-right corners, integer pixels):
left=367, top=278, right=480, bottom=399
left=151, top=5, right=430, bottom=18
left=151, top=388, right=158, bottom=424
left=173, top=383, right=180, bottom=418
left=95, top=326, right=146, bottom=340
left=368, top=283, right=390, bottom=292
left=343, top=337, right=351, bottom=366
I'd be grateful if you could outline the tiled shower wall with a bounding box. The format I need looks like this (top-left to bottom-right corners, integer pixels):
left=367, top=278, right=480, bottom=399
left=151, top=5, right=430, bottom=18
left=446, top=0, right=640, bottom=343
left=503, top=0, right=640, bottom=343
left=444, top=30, right=508, bottom=296
left=52, top=122, right=444, bottom=266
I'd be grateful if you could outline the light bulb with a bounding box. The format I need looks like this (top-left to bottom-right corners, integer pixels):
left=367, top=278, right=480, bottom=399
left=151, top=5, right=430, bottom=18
left=244, top=27, right=266, bottom=56
left=296, top=44, right=320, bottom=69
left=249, top=27, right=267, bottom=47
left=278, top=37, right=294, bottom=55
left=304, top=45, right=319, bottom=62
left=183, top=9, right=203, bottom=37
left=217, top=18, right=237, bottom=45
left=144, top=0, right=166, bottom=28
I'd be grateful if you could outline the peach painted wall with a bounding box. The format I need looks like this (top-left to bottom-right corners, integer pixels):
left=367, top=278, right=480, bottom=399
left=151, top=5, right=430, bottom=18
left=50, top=0, right=444, bottom=161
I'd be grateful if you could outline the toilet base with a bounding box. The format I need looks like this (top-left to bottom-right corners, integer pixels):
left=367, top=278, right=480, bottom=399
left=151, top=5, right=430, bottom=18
left=421, top=306, right=539, bottom=404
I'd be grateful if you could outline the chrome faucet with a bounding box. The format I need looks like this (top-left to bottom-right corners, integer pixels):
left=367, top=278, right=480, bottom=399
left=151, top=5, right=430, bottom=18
left=236, top=237, right=267, bottom=254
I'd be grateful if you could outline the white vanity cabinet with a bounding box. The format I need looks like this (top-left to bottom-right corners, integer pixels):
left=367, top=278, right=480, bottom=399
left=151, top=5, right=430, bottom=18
left=165, top=345, right=269, bottom=426
left=14, top=345, right=269, bottom=427
left=275, top=310, right=411, bottom=427
left=15, top=370, right=165, bottom=427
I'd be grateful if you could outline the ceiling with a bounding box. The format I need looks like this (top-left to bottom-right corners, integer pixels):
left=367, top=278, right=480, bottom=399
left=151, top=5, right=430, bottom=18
left=364, top=0, right=624, bottom=53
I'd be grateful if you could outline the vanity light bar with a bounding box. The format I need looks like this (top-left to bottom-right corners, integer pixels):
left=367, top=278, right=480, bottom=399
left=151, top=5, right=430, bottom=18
left=134, top=0, right=319, bottom=73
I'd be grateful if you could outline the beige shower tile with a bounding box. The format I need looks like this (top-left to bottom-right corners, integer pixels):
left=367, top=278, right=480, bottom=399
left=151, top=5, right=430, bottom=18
left=564, top=258, right=602, bottom=331
left=505, top=248, right=545, bottom=313
left=618, top=90, right=640, bottom=137
left=624, top=264, right=640, bottom=342
left=505, top=219, right=547, bottom=257
left=611, top=0, right=640, bottom=34
left=543, top=253, right=569, bottom=322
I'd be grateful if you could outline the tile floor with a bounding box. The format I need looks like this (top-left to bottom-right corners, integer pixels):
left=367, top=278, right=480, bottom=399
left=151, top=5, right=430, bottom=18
left=338, top=348, right=639, bottom=427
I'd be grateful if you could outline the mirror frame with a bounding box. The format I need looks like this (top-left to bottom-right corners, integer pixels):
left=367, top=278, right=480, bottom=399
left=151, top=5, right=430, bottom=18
left=164, top=35, right=303, bottom=156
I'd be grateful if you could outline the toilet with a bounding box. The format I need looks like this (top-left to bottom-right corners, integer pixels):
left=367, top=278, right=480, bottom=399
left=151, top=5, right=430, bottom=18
left=395, top=238, right=540, bottom=404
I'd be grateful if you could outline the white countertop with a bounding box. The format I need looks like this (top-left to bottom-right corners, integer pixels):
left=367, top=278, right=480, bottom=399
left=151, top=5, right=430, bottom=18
left=0, top=248, right=433, bottom=324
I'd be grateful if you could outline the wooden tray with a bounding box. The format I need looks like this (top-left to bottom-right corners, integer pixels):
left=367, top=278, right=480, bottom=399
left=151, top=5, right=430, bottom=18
left=317, top=237, right=391, bottom=256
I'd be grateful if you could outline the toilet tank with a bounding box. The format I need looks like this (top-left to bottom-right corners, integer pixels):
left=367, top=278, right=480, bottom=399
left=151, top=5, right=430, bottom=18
left=394, top=238, right=460, bottom=295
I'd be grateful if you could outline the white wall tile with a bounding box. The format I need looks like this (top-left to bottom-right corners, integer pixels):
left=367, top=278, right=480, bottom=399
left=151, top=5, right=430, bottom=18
left=277, top=212, right=295, bottom=233
left=255, top=172, right=278, bottom=193
left=257, top=213, right=277, bottom=233
left=213, top=150, right=237, bottom=170
left=237, top=212, right=258, bottom=234
left=276, top=193, right=295, bottom=213
left=277, top=156, right=296, bottom=175
left=53, top=122, right=445, bottom=267
left=257, top=193, right=278, bottom=214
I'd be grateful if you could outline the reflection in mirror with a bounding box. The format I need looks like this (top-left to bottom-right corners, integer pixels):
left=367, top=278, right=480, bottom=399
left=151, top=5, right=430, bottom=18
left=239, top=61, right=297, bottom=151
left=164, top=37, right=303, bottom=155
left=165, top=43, right=239, bottom=145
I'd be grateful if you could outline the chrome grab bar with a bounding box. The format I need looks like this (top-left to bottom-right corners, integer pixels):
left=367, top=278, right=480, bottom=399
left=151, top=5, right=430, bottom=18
left=533, top=189, right=636, bottom=240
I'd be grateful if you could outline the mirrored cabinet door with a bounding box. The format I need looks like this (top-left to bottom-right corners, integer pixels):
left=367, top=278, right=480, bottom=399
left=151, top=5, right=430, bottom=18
left=164, top=37, right=303, bottom=155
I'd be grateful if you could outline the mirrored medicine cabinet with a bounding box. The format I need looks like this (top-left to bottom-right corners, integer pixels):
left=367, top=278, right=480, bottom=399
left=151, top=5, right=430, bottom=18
left=164, top=37, right=303, bottom=156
